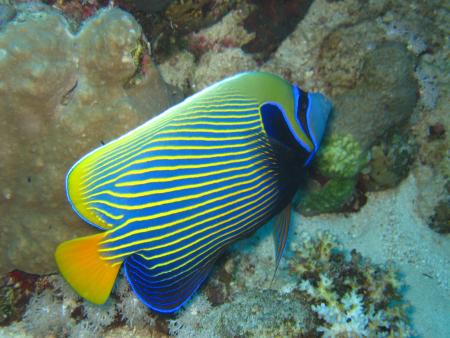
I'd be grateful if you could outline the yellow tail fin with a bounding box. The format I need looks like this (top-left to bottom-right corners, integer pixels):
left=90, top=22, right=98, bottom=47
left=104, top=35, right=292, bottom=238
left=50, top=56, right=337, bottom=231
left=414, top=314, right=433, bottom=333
left=55, top=233, right=122, bottom=304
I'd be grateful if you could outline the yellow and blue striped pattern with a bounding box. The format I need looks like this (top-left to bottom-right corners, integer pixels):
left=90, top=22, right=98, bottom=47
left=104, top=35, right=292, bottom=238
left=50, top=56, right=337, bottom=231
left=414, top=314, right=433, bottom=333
left=66, top=88, right=289, bottom=312
left=62, top=72, right=332, bottom=313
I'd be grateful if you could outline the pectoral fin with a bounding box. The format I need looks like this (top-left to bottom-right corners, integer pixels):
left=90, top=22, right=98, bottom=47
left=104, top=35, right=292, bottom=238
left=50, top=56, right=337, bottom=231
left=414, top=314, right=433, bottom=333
left=271, top=203, right=291, bottom=282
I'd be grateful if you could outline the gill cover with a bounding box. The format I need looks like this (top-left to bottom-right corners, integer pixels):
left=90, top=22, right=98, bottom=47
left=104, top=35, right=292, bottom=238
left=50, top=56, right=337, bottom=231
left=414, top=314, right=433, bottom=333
left=260, top=85, right=331, bottom=165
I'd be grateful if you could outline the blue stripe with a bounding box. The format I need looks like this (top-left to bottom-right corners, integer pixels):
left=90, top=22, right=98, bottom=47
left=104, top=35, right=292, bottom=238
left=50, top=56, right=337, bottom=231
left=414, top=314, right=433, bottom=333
left=68, top=88, right=292, bottom=312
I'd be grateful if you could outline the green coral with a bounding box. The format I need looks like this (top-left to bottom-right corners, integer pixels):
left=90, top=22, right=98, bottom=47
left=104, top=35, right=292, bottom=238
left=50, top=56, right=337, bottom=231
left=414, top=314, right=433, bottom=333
left=299, top=177, right=357, bottom=216
left=296, top=134, right=368, bottom=215
left=316, top=134, right=368, bottom=179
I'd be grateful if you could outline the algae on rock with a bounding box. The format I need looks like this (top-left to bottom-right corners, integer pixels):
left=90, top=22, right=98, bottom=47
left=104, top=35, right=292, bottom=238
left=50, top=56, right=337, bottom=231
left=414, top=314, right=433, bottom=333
left=0, top=4, right=173, bottom=274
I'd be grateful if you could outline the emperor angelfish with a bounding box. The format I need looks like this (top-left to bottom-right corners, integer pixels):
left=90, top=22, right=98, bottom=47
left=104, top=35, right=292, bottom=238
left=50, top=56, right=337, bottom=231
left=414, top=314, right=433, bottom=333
left=55, top=72, right=331, bottom=313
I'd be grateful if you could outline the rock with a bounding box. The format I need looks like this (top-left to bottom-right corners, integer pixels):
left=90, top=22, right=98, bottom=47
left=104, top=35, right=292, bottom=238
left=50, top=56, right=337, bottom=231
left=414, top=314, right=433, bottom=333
left=365, top=132, right=418, bottom=191
left=296, top=42, right=418, bottom=215
left=169, top=290, right=312, bottom=337
left=0, top=3, right=15, bottom=27
left=192, top=48, right=257, bottom=90
left=0, top=5, right=173, bottom=274
left=329, top=42, right=418, bottom=150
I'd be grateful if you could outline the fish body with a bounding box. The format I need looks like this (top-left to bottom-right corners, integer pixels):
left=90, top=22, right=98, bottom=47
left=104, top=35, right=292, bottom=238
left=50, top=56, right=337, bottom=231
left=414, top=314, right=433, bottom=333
left=55, top=72, right=331, bottom=313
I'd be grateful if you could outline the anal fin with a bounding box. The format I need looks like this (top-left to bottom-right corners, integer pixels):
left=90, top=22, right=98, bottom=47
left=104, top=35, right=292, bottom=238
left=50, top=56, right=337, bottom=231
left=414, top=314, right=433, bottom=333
left=124, top=253, right=218, bottom=313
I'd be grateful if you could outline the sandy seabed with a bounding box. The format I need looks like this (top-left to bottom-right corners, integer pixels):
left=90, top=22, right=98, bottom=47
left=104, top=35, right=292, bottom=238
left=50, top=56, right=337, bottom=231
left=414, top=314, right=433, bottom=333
left=287, top=172, right=450, bottom=337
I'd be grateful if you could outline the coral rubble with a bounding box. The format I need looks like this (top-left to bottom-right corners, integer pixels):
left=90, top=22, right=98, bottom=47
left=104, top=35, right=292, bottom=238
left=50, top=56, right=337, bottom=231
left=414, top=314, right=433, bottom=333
left=169, top=290, right=312, bottom=337
left=0, top=4, right=173, bottom=274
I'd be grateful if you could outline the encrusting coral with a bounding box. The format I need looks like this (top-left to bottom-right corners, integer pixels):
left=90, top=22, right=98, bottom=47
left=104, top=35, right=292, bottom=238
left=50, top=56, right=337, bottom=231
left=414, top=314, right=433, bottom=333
left=0, top=3, right=173, bottom=274
left=296, top=134, right=368, bottom=215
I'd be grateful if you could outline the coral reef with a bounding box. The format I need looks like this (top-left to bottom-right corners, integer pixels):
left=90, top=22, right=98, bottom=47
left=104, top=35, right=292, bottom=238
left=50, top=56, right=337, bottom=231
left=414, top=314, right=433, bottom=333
left=186, top=5, right=255, bottom=60
left=159, top=6, right=257, bottom=92
left=291, top=173, right=450, bottom=337
left=0, top=2, right=15, bottom=26
left=114, top=276, right=156, bottom=330
left=365, top=132, right=418, bottom=191
left=130, top=0, right=239, bottom=62
left=0, top=0, right=449, bottom=336
left=428, top=196, right=450, bottom=234
left=290, top=232, right=412, bottom=337
left=297, top=177, right=358, bottom=216
left=242, top=0, right=314, bottom=62
left=315, top=134, right=367, bottom=179
left=160, top=1, right=433, bottom=218
left=192, top=48, right=258, bottom=90
left=0, top=4, right=173, bottom=274
left=329, top=42, right=417, bottom=150
left=0, top=273, right=168, bottom=337
left=0, top=271, right=38, bottom=326
left=169, top=290, right=312, bottom=337
left=166, top=231, right=412, bottom=338
left=296, top=42, right=418, bottom=215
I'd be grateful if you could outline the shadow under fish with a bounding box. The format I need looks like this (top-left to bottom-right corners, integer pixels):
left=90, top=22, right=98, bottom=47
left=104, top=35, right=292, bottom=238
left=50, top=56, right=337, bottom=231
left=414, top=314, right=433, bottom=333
left=55, top=71, right=331, bottom=313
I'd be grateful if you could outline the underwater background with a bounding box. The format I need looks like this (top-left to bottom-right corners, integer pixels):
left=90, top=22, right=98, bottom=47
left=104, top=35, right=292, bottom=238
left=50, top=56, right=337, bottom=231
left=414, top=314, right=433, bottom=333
left=0, top=0, right=448, bottom=337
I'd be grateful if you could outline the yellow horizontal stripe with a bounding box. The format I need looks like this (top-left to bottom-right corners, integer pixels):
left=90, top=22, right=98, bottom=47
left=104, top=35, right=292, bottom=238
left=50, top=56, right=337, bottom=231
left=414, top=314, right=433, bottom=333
left=114, top=154, right=264, bottom=187
left=181, top=101, right=256, bottom=111
left=171, top=112, right=259, bottom=123
left=168, top=120, right=257, bottom=127
left=184, top=93, right=250, bottom=105
left=149, top=211, right=271, bottom=277
left=81, top=139, right=260, bottom=193
left=101, top=195, right=276, bottom=261
left=156, top=126, right=260, bottom=135
left=90, top=159, right=266, bottom=198
left=140, top=194, right=277, bottom=261
left=149, top=206, right=272, bottom=270
left=83, top=149, right=270, bottom=195
left=82, top=93, right=257, bottom=170
left=85, top=111, right=259, bottom=173
left=143, top=135, right=257, bottom=142
left=83, top=110, right=177, bottom=170
left=102, top=176, right=277, bottom=242
left=87, top=207, right=123, bottom=221
left=99, top=182, right=278, bottom=257
left=175, top=107, right=257, bottom=119
left=87, top=168, right=272, bottom=211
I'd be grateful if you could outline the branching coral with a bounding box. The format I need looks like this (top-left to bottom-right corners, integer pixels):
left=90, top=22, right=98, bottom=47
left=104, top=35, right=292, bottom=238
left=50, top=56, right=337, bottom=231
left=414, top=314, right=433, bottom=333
left=14, top=273, right=166, bottom=336
left=22, top=289, right=72, bottom=337
left=114, top=275, right=155, bottom=330
left=290, top=232, right=412, bottom=337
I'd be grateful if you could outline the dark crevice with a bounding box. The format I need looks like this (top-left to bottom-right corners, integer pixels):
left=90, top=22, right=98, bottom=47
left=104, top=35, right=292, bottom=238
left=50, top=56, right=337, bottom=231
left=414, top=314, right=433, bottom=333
left=242, top=0, right=314, bottom=62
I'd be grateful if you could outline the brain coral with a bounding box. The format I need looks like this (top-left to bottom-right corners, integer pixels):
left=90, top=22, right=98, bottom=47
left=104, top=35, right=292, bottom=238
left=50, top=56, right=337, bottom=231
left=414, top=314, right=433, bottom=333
left=0, top=4, right=173, bottom=274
